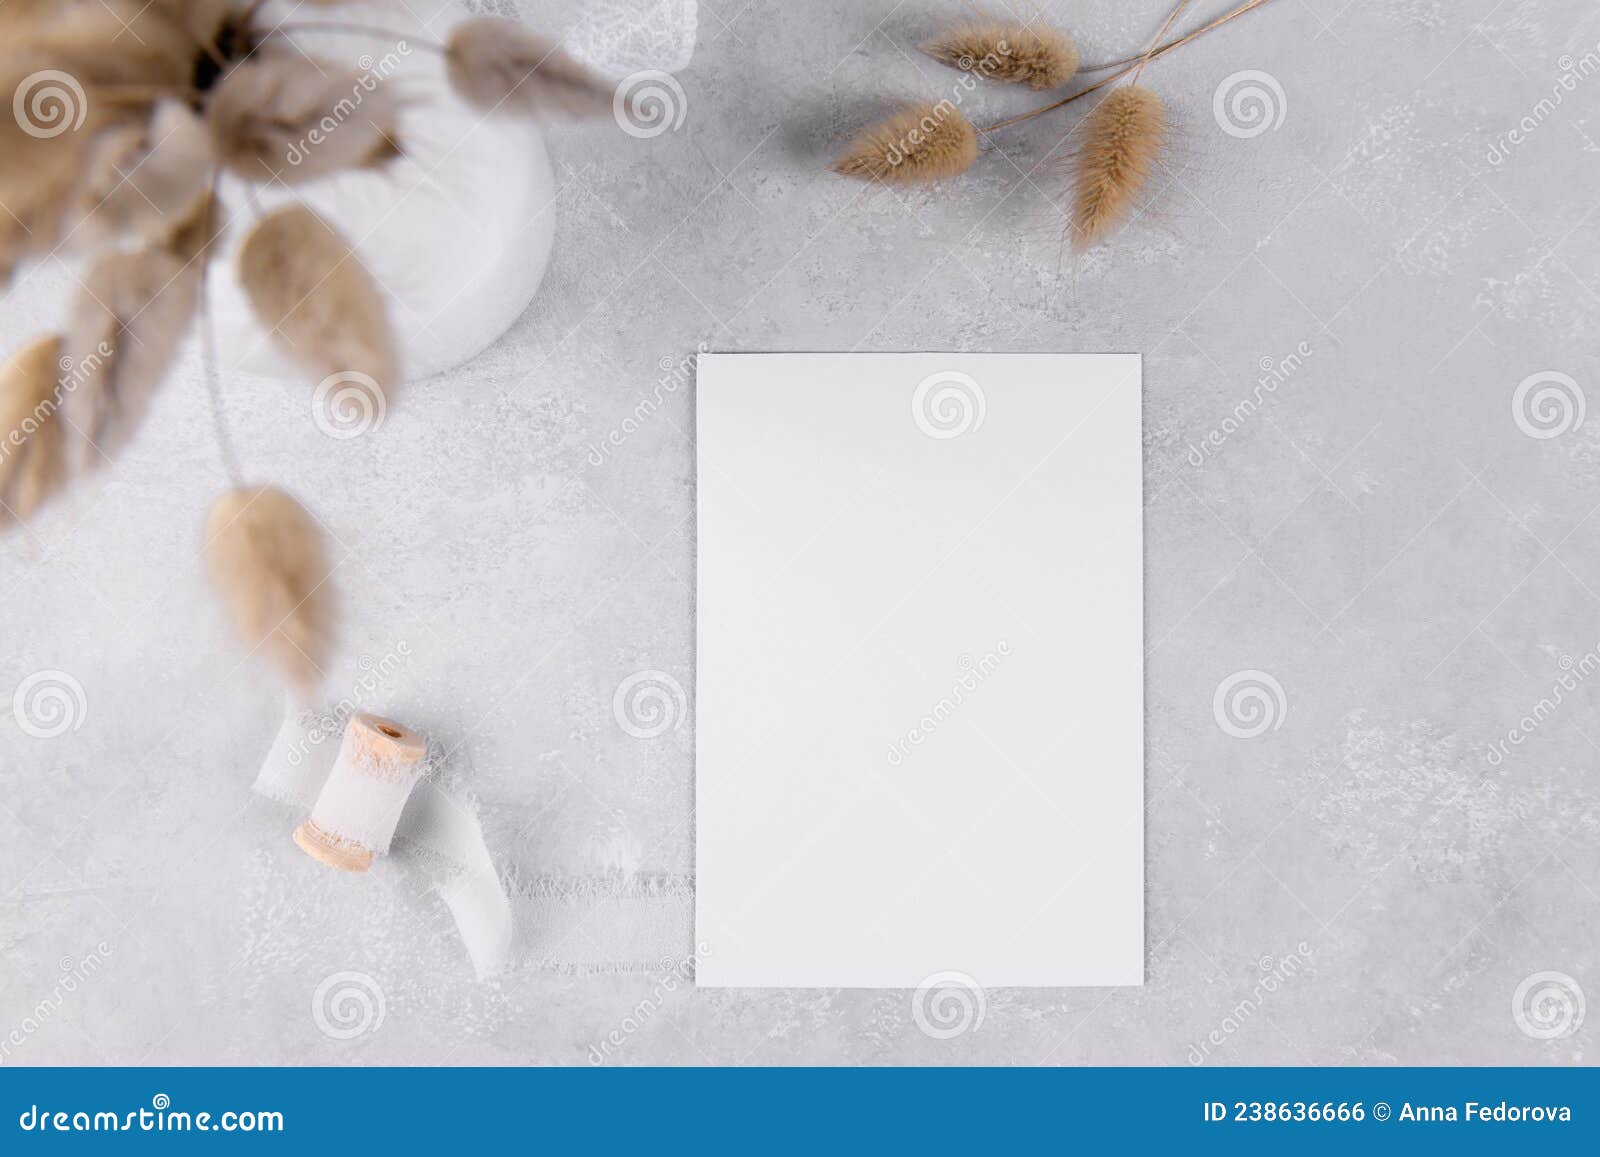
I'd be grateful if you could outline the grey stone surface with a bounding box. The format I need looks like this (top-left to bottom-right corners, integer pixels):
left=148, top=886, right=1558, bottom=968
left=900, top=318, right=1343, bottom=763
left=2, top=0, right=1598, bottom=1065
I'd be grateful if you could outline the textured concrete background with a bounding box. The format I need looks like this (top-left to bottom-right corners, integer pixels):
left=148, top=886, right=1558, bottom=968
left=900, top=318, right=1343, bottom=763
left=3, top=0, right=1598, bottom=1064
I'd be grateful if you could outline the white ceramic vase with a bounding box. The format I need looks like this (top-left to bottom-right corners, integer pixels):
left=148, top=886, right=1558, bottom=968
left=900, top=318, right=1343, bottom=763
left=208, top=0, right=558, bottom=383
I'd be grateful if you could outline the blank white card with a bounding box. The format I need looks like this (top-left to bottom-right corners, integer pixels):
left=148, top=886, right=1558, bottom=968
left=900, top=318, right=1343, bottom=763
left=695, top=353, right=1143, bottom=988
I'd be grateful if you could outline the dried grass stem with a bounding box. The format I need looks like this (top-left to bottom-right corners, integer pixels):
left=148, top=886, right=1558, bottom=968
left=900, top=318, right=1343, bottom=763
left=1133, top=0, right=1195, bottom=83
left=979, top=0, right=1276, bottom=133
left=271, top=20, right=446, bottom=53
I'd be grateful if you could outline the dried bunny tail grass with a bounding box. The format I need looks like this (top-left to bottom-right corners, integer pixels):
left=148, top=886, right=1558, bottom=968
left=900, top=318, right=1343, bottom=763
left=445, top=18, right=611, bottom=118
left=61, top=243, right=201, bottom=471
left=204, top=485, right=334, bottom=701
left=5, top=0, right=208, bottom=91
left=0, top=335, right=67, bottom=528
left=164, top=191, right=225, bottom=266
left=1072, top=85, right=1165, bottom=251
left=0, top=54, right=143, bottom=266
left=921, top=22, right=1079, bottom=90
left=0, top=128, right=84, bottom=269
left=62, top=99, right=213, bottom=251
left=237, top=205, right=397, bottom=388
left=206, top=55, right=401, bottom=184
left=833, top=102, right=979, bottom=185
left=0, top=0, right=55, bottom=31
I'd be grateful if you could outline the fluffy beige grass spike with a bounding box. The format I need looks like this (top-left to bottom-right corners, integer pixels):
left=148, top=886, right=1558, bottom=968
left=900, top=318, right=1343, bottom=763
left=204, top=486, right=334, bottom=701
left=922, top=22, right=1080, bottom=90
left=0, top=0, right=217, bottom=272
left=834, top=103, right=979, bottom=185
left=238, top=206, right=398, bottom=388
left=206, top=55, right=401, bottom=186
left=0, top=336, right=66, bottom=528
left=3, top=0, right=203, bottom=91
left=164, top=192, right=225, bottom=267
left=1072, top=85, right=1165, bottom=251
left=63, top=100, right=213, bottom=252
left=61, top=244, right=200, bottom=472
left=445, top=18, right=612, bottom=118
left=1, top=80, right=119, bottom=274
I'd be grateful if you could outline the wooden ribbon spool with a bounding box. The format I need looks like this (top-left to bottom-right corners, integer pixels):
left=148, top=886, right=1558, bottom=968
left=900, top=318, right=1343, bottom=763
left=293, top=712, right=427, bottom=873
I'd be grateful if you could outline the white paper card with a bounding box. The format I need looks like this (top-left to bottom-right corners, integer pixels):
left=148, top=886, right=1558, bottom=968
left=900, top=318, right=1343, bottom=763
left=695, top=353, right=1144, bottom=988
